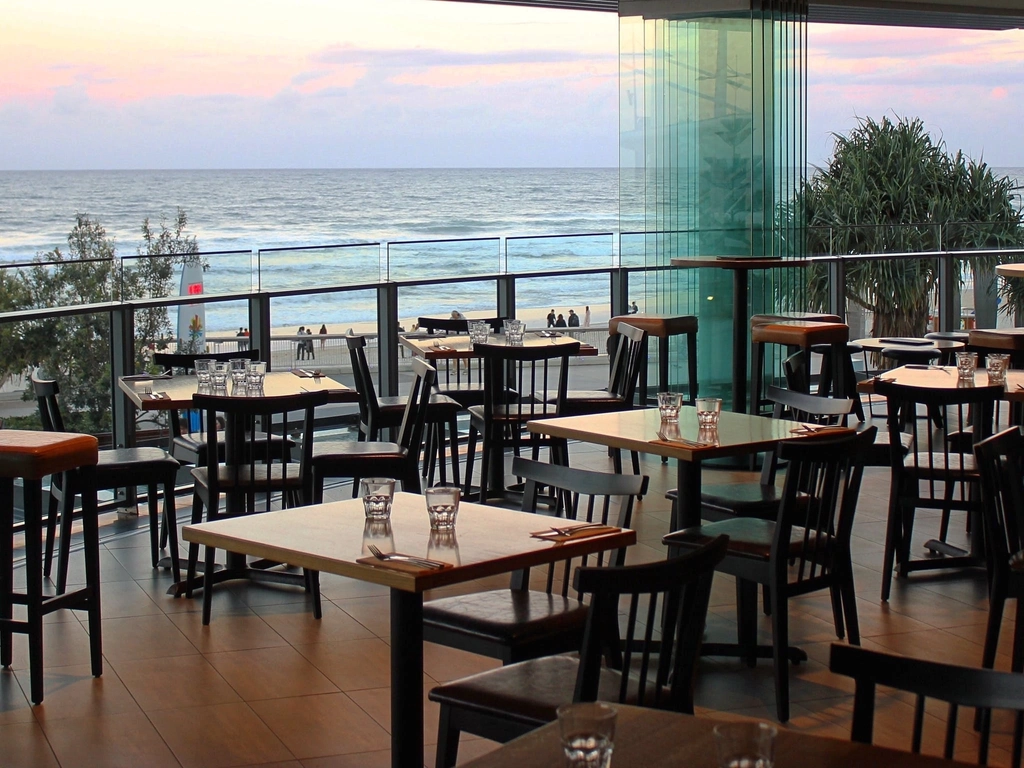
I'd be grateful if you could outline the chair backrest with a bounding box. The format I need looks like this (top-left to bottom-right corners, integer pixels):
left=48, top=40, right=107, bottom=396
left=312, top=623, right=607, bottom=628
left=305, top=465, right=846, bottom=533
left=974, top=427, right=1024, bottom=586
left=511, top=456, right=648, bottom=593
left=192, top=389, right=328, bottom=514
left=772, top=426, right=876, bottom=587
left=830, top=643, right=1024, bottom=765
left=417, top=316, right=506, bottom=334
left=874, top=380, right=1002, bottom=508
left=345, top=335, right=381, bottom=433
left=759, top=386, right=855, bottom=487
left=607, top=322, right=648, bottom=405
left=396, top=357, right=437, bottom=461
left=30, top=372, right=68, bottom=433
left=153, top=348, right=260, bottom=373
left=573, top=536, right=728, bottom=714
left=475, top=339, right=581, bottom=420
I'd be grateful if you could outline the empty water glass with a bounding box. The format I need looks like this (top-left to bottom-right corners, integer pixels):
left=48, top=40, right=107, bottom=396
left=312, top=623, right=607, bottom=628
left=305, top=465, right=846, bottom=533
left=361, top=478, right=395, bottom=520
left=557, top=702, right=616, bottom=768
left=245, top=360, right=267, bottom=396
left=210, top=361, right=229, bottom=394
left=956, top=350, right=978, bottom=380
left=425, top=486, right=460, bottom=530
left=696, top=396, right=723, bottom=428
left=987, top=352, right=1010, bottom=385
left=229, top=358, right=248, bottom=384
left=713, top=721, right=777, bottom=768
left=195, top=358, right=214, bottom=393
left=503, top=319, right=525, bottom=346
left=469, top=321, right=490, bottom=344
left=657, top=392, right=682, bottom=422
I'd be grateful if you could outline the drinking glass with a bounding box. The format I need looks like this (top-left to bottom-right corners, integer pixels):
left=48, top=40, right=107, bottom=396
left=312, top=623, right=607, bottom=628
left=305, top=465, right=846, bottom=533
left=469, top=321, right=490, bottom=344
left=360, top=478, right=395, bottom=520
left=425, top=486, right=460, bottom=530
left=956, top=351, right=978, bottom=380
left=987, top=352, right=1010, bottom=385
left=503, top=319, right=525, bottom=346
left=229, top=358, right=249, bottom=385
left=713, top=721, right=777, bottom=768
left=210, top=361, right=229, bottom=394
left=245, top=360, right=267, bottom=396
left=657, top=392, right=682, bottom=422
left=696, top=397, right=723, bottom=428
left=557, top=702, right=616, bottom=768
left=195, top=359, right=214, bottom=392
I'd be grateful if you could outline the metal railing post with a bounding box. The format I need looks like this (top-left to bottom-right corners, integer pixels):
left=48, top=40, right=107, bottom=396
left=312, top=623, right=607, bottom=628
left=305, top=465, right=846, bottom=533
left=377, top=282, right=400, bottom=397
left=610, top=268, right=629, bottom=319
left=111, top=303, right=134, bottom=450
left=497, top=275, right=516, bottom=321
left=827, top=258, right=846, bottom=322
left=249, top=293, right=271, bottom=365
left=937, top=251, right=956, bottom=332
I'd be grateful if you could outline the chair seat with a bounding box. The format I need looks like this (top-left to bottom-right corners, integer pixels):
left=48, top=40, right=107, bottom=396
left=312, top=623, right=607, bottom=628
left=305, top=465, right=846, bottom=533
left=667, top=517, right=817, bottom=560
left=95, top=447, right=178, bottom=486
left=0, top=430, right=98, bottom=480
left=313, top=441, right=406, bottom=460
left=423, top=590, right=587, bottom=650
left=881, top=347, right=940, bottom=365
left=861, top=423, right=913, bottom=466
left=428, top=655, right=631, bottom=729
left=904, top=452, right=978, bottom=478
left=701, top=482, right=782, bottom=520
left=379, top=393, right=462, bottom=416
left=192, top=464, right=305, bottom=491
left=468, top=403, right=561, bottom=427
left=608, top=313, right=697, bottom=339
left=172, top=431, right=293, bottom=465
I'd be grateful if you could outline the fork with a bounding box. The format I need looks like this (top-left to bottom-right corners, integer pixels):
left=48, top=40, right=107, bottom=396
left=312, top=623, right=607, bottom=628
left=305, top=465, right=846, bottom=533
left=367, top=544, right=446, bottom=570
left=546, top=522, right=608, bottom=537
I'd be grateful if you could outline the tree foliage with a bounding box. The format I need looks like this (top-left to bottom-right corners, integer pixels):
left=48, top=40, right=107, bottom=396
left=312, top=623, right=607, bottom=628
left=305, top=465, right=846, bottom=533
left=795, top=115, right=1024, bottom=337
left=2, top=209, right=199, bottom=433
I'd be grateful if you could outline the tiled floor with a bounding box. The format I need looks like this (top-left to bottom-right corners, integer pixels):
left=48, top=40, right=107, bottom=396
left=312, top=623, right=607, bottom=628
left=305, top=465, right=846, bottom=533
left=1, top=440, right=1014, bottom=767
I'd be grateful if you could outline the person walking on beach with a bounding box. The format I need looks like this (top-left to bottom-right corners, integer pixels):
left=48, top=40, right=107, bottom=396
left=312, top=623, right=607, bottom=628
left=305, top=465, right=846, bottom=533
left=297, top=327, right=307, bottom=360
left=319, top=324, right=327, bottom=350
left=583, top=306, right=591, bottom=327
left=547, top=309, right=556, bottom=327
left=305, top=327, right=315, bottom=360
left=236, top=327, right=248, bottom=351
left=554, top=313, right=567, bottom=328
left=567, top=309, right=580, bottom=327
left=630, top=301, right=639, bottom=314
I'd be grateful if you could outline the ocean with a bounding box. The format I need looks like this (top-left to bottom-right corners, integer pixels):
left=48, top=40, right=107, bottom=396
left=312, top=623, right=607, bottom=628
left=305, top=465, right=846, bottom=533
left=0, top=168, right=622, bottom=331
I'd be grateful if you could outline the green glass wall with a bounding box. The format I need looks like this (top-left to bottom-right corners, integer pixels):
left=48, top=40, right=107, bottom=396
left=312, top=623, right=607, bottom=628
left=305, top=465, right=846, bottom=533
left=620, top=1, right=807, bottom=407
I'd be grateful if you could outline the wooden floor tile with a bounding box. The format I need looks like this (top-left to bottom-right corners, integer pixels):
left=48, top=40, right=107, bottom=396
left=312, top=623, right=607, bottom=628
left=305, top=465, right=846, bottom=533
left=250, top=691, right=391, bottom=759
left=0, top=721, right=60, bottom=768
left=111, top=653, right=241, bottom=712
left=294, top=638, right=393, bottom=691
left=18, top=663, right=140, bottom=723
left=40, top=711, right=180, bottom=768
left=206, top=645, right=339, bottom=701
left=168, top=609, right=291, bottom=654
left=98, top=613, right=199, bottom=662
left=251, top=601, right=374, bottom=646
left=149, top=701, right=293, bottom=768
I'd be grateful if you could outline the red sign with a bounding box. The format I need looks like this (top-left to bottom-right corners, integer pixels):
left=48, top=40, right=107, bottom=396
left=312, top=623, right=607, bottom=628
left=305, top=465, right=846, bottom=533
left=186, top=283, right=203, bottom=296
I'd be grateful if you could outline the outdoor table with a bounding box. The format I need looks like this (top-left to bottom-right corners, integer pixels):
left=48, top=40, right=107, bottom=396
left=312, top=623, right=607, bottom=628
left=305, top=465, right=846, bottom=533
left=399, top=330, right=597, bottom=360
left=670, top=256, right=812, bottom=413
left=852, top=336, right=964, bottom=357
left=528, top=407, right=815, bottom=531
left=996, top=263, right=1024, bottom=279
left=118, top=369, right=359, bottom=410
left=460, top=704, right=969, bottom=768
left=182, top=492, right=635, bottom=768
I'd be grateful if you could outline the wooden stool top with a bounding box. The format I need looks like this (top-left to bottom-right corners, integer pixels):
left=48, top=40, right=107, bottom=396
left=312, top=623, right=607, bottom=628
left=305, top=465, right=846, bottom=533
left=609, top=313, right=697, bottom=338
left=750, top=311, right=841, bottom=327
left=0, top=430, right=98, bottom=480
left=969, top=328, right=1024, bottom=352
left=752, top=320, right=849, bottom=347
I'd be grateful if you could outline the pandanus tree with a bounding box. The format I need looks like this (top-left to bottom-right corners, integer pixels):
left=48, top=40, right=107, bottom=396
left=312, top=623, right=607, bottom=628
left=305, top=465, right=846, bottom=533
left=790, top=116, right=1024, bottom=337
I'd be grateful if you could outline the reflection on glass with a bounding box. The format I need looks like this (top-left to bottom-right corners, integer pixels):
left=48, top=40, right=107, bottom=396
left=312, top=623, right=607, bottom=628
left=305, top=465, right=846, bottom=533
left=361, top=519, right=395, bottom=556
left=427, top=529, right=461, bottom=567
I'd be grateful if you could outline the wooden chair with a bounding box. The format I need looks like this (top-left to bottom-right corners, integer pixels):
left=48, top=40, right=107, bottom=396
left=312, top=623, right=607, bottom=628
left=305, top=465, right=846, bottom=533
left=311, top=357, right=436, bottom=501
left=874, top=380, right=1002, bottom=601
left=187, top=389, right=328, bottom=625
left=463, top=340, right=580, bottom=502
left=974, top=428, right=1024, bottom=674
left=664, top=427, right=876, bottom=722
left=422, top=457, right=646, bottom=664
left=152, top=349, right=261, bottom=467
left=830, top=643, right=1024, bottom=766
left=31, top=372, right=182, bottom=588
left=415, top=316, right=504, bottom=410
left=428, top=536, right=728, bottom=768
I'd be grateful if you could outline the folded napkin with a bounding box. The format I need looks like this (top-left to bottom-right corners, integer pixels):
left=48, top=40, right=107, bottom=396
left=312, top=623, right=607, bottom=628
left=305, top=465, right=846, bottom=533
left=788, top=424, right=850, bottom=436
left=537, top=331, right=562, bottom=338
left=292, top=369, right=322, bottom=378
left=122, top=372, right=173, bottom=381
left=530, top=525, right=620, bottom=543
left=355, top=555, right=452, bottom=573
left=879, top=337, right=931, bottom=346
left=141, top=392, right=171, bottom=401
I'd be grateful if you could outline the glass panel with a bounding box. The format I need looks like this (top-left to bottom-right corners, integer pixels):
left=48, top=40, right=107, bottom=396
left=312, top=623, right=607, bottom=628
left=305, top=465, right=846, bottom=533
left=386, top=238, right=500, bottom=283
left=399, top=281, right=499, bottom=328
left=515, top=274, right=609, bottom=331
left=270, top=288, right=376, bottom=374
left=257, top=243, right=380, bottom=292
left=505, top=233, right=615, bottom=274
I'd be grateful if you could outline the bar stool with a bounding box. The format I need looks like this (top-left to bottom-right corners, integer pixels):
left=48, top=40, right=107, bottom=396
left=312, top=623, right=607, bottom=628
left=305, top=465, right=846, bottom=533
left=925, top=331, right=970, bottom=365
left=608, top=313, right=698, bottom=405
left=1, top=430, right=102, bottom=704
left=750, top=319, right=849, bottom=416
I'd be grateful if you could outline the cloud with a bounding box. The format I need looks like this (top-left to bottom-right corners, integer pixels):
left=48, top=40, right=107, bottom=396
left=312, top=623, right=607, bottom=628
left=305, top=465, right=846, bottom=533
left=311, top=43, right=615, bottom=70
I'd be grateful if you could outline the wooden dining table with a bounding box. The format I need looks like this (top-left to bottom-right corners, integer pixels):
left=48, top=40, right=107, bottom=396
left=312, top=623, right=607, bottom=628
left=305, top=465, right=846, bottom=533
left=529, top=407, right=815, bottom=531
left=461, top=704, right=970, bottom=768
left=855, top=364, right=1024, bottom=403
left=182, top=492, right=636, bottom=768
left=399, top=330, right=597, bottom=360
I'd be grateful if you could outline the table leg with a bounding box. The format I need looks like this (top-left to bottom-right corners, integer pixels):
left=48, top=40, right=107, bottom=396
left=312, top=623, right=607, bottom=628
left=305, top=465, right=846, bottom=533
left=672, top=459, right=702, bottom=532
left=732, top=270, right=749, bottom=414
left=391, top=588, right=424, bottom=768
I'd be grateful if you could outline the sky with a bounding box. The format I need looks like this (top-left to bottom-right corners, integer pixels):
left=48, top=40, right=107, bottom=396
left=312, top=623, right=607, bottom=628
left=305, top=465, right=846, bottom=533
left=1, top=0, right=1023, bottom=170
